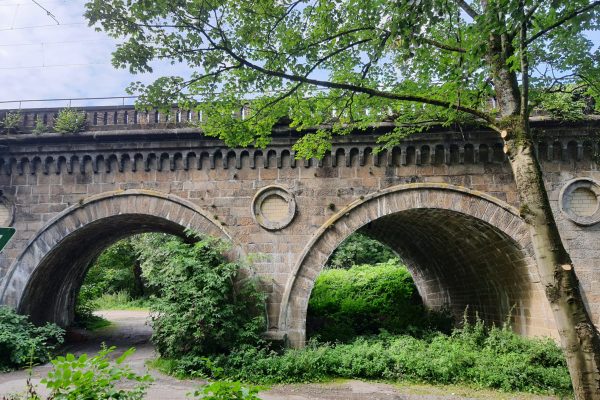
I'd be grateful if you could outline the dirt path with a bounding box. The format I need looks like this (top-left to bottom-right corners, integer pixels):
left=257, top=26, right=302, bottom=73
left=0, top=310, right=567, bottom=399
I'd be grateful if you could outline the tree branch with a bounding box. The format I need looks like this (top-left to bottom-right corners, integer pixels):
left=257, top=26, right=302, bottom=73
left=175, top=9, right=496, bottom=127
left=417, top=36, right=466, bottom=53
left=526, top=1, right=600, bottom=45
left=219, top=45, right=494, bottom=124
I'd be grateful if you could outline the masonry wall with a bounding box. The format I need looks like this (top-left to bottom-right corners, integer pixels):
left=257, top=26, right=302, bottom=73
left=0, top=120, right=599, bottom=341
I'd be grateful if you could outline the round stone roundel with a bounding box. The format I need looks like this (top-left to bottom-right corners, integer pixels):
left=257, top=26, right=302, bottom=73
left=252, top=186, right=296, bottom=230
left=559, top=178, right=600, bottom=226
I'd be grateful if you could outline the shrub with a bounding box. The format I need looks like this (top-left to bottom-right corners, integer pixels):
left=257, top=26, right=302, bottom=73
left=307, top=260, right=452, bottom=341
left=188, top=319, right=572, bottom=396
left=188, top=359, right=266, bottom=400
left=1, top=112, right=20, bottom=134
left=4, top=347, right=152, bottom=399
left=43, top=347, right=152, bottom=399
left=32, top=116, right=49, bottom=135
left=138, top=231, right=266, bottom=358
left=53, top=108, right=87, bottom=133
left=0, top=306, right=64, bottom=372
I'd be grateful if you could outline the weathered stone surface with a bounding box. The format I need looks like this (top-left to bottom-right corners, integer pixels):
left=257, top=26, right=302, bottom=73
left=0, top=115, right=599, bottom=347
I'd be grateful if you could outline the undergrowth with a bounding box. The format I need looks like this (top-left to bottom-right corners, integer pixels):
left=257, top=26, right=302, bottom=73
left=93, top=291, right=152, bottom=310
left=153, top=317, right=572, bottom=397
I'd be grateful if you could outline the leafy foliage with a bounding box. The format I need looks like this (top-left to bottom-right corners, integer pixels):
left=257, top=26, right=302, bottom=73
left=137, top=232, right=266, bottom=359
left=80, top=239, right=141, bottom=302
left=53, top=108, right=87, bottom=134
left=0, top=306, right=64, bottom=372
left=188, top=359, right=266, bottom=400
left=4, top=347, right=152, bottom=400
left=326, top=232, right=396, bottom=269
left=75, top=236, right=154, bottom=326
left=163, top=318, right=571, bottom=396
left=308, top=260, right=452, bottom=342
left=32, top=116, right=49, bottom=135
left=1, top=112, right=20, bottom=134
left=85, top=0, right=600, bottom=156
left=42, top=347, right=152, bottom=399
left=538, top=91, right=587, bottom=121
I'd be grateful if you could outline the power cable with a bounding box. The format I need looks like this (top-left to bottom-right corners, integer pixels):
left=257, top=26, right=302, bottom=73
left=0, top=38, right=116, bottom=47
left=30, top=0, right=60, bottom=24
left=0, top=22, right=84, bottom=31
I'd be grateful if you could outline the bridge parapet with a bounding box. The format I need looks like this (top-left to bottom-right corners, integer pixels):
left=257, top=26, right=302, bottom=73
left=0, top=105, right=200, bottom=133
left=0, top=118, right=598, bottom=176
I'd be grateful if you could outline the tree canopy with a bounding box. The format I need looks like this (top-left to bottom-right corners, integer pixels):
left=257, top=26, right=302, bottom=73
left=85, top=0, right=600, bottom=157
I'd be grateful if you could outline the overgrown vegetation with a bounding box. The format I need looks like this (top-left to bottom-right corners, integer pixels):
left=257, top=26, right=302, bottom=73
left=138, top=232, right=266, bottom=360
left=326, top=232, right=396, bottom=269
left=75, top=237, right=153, bottom=326
left=70, top=231, right=571, bottom=396
left=155, top=317, right=571, bottom=396
left=31, top=116, right=49, bottom=135
left=53, top=108, right=87, bottom=134
left=308, top=260, right=452, bottom=342
left=3, top=347, right=152, bottom=400
left=0, top=306, right=64, bottom=372
left=0, top=112, right=20, bottom=134
left=310, top=233, right=452, bottom=341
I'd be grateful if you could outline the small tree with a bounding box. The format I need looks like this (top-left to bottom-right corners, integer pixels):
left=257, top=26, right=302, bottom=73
left=53, top=108, right=87, bottom=134
left=0, top=112, right=20, bottom=134
left=32, top=116, right=49, bottom=135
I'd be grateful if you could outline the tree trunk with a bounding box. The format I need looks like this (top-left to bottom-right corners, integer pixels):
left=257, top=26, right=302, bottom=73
left=503, top=118, right=600, bottom=399
left=131, top=259, right=145, bottom=298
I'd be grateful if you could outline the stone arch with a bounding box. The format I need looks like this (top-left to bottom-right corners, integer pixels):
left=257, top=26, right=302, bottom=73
left=0, top=190, right=232, bottom=326
left=279, top=183, right=554, bottom=347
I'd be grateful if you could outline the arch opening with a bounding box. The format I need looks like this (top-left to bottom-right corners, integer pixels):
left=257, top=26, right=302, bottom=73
left=281, top=186, right=553, bottom=347
left=0, top=191, right=231, bottom=327
left=20, top=214, right=189, bottom=326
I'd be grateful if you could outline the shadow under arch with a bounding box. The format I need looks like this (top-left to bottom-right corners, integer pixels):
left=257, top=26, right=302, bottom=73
left=280, top=183, right=555, bottom=347
left=0, top=190, right=233, bottom=326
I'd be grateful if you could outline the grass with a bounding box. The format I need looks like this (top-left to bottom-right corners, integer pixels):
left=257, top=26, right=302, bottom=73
left=92, top=291, right=152, bottom=311
left=79, top=314, right=112, bottom=331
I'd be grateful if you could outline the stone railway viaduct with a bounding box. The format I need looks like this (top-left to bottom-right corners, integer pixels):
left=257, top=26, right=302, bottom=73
left=0, top=106, right=600, bottom=346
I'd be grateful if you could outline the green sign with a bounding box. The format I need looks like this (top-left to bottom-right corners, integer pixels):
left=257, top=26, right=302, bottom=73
left=0, top=227, right=15, bottom=252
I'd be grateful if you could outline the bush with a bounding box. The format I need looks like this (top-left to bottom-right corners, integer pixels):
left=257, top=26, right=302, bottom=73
left=53, top=108, right=87, bottom=133
left=1, top=112, right=20, bottom=134
left=4, top=347, right=152, bottom=400
left=32, top=116, right=49, bottom=135
left=0, top=306, right=64, bottom=371
left=183, top=319, right=572, bottom=396
left=307, top=260, right=452, bottom=341
left=138, top=232, right=266, bottom=358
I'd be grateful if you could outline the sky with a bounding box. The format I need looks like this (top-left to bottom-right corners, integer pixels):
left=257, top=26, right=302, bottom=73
left=0, top=0, right=599, bottom=110
left=0, top=0, right=190, bottom=109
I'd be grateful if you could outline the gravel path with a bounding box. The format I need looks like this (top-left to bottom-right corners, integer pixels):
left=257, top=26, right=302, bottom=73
left=0, top=310, right=567, bottom=400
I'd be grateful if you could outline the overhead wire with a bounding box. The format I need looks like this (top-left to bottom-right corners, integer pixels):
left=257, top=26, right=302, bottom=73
left=0, top=22, right=84, bottom=31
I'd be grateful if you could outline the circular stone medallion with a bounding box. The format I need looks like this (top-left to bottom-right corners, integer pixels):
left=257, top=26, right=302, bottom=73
left=559, top=178, right=600, bottom=226
left=252, top=186, right=296, bottom=230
